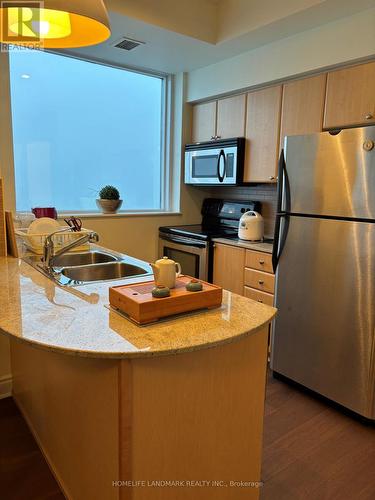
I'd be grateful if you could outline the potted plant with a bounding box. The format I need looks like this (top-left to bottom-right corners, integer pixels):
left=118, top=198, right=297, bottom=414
left=96, top=185, right=123, bottom=214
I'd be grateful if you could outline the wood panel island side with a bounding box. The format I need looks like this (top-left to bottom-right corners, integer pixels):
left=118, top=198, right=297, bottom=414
left=0, top=250, right=276, bottom=500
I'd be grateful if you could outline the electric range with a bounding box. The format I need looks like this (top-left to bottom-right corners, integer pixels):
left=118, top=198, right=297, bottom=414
left=159, top=198, right=261, bottom=282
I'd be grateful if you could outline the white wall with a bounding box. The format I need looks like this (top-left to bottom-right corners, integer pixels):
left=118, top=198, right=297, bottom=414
left=187, top=7, right=375, bottom=102
left=217, top=0, right=321, bottom=42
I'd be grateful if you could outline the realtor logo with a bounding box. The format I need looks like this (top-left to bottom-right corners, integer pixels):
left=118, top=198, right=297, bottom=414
left=1, top=1, right=44, bottom=49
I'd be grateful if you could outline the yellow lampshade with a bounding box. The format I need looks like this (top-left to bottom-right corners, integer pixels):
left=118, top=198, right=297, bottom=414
left=0, top=0, right=111, bottom=48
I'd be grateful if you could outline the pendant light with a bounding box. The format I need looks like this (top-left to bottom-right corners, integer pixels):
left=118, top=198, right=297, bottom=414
left=0, top=0, right=111, bottom=48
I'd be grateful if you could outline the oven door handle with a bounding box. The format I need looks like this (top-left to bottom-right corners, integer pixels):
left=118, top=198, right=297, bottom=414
left=160, top=234, right=207, bottom=248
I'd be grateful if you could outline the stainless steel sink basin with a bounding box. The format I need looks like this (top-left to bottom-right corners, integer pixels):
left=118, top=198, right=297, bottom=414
left=62, top=262, right=149, bottom=283
left=52, top=251, right=118, bottom=267
left=23, top=248, right=152, bottom=287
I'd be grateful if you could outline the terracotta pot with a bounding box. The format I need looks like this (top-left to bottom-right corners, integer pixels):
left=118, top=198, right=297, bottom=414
left=96, top=199, right=123, bottom=214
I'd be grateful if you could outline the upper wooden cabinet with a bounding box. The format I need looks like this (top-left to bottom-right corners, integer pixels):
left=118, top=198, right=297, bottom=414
left=244, top=86, right=282, bottom=183
left=216, top=94, right=246, bottom=140
left=191, top=94, right=246, bottom=143
left=191, top=101, right=217, bottom=143
left=280, top=74, right=326, bottom=148
left=324, top=61, right=375, bottom=129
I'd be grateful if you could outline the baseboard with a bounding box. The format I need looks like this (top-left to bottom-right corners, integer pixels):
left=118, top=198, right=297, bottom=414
left=0, top=374, right=12, bottom=399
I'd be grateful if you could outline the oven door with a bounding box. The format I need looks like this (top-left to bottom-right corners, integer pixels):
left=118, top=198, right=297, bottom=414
left=158, top=234, right=209, bottom=281
left=185, top=146, right=238, bottom=185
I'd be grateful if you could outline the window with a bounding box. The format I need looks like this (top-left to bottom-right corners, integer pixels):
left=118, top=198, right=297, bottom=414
left=9, top=49, right=166, bottom=213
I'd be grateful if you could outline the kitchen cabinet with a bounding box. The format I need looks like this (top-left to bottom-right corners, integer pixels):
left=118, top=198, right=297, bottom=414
left=244, top=287, right=274, bottom=306
left=245, top=249, right=274, bottom=274
left=244, top=268, right=275, bottom=295
left=243, top=249, right=275, bottom=305
left=216, top=94, right=246, bottom=140
left=280, top=74, right=327, bottom=148
left=191, top=95, right=246, bottom=143
left=191, top=101, right=217, bottom=143
left=213, top=243, right=275, bottom=306
left=213, top=243, right=245, bottom=295
left=244, top=86, right=282, bottom=183
left=324, top=61, right=375, bottom=129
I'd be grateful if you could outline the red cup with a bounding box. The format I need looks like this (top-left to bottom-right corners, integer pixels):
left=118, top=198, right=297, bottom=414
left=32, top=207, right=58, bottom=219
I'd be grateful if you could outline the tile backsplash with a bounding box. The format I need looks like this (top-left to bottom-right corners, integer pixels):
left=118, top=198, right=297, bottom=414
left=204, top=184, right=278, bottom=238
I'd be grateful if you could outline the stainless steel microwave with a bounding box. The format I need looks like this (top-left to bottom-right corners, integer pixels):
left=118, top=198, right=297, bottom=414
left=184, top=137, right=245, bottom=185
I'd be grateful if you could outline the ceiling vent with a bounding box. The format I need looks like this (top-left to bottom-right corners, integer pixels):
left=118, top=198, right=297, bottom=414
left=112, top=37, right=145, bottom=51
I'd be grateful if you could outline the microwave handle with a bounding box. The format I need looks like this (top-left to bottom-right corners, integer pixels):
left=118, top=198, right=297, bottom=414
left=217, top=149, right=226, bottom=183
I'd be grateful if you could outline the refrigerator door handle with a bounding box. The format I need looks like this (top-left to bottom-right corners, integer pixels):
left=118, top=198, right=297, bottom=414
left=279, top=149, right=291, bottom=213
left=272, top=214, right=290, bottom=272
left=276, top=149, right=285, bottom=214
left=273, top=150, right=290, bottom=272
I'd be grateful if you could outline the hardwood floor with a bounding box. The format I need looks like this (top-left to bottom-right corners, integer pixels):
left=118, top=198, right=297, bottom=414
left=261, top=372, right=375, bottom=500
left=0, top=397, right=64, bottom=500
left=1, top=373, right=374, bottom=500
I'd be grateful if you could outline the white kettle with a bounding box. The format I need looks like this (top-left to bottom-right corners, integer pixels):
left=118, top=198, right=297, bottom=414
left=150, top=256, right=182, bottom=289
left=238, top=211, right=264, bottom=241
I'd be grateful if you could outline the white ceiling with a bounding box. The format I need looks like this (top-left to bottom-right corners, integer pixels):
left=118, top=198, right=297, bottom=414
left=62, top=0, right=375, bottom=74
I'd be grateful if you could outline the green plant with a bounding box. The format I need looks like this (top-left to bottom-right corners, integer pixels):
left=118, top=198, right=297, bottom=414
left=99, top=185, right=120, bottom=200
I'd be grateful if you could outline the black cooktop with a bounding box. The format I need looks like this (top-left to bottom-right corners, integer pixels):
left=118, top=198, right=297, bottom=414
left=159, top=224, right=239, bottom=241
left=159, top=198, right=263, bottom=242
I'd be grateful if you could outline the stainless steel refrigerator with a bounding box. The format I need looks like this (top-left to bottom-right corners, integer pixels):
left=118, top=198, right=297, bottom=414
left=271, top=126, right=375, bottom=420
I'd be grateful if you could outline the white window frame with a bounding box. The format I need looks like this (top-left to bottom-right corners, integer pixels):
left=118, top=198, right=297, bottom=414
left=5, top=49, right=176, bottom=217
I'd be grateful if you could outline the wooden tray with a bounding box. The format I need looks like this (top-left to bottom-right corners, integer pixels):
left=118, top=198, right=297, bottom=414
left=109, top=276, right=223, bottom=325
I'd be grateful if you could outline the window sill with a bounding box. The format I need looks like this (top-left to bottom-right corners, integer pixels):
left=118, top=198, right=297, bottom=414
left=18, top=211, right=182, bottom=220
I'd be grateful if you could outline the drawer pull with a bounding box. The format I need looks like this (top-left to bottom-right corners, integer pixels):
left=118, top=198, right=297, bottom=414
left=258, top=299, right=263, bottom=303
left=258, top=280, right=264, bottom=285
left=259, top=260, right=265, bottom=265
left=365, top=113, right=373, bottom=120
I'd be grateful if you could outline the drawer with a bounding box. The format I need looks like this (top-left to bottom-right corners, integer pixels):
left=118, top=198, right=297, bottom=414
left=245, top=250, right=273, bottom=273
left=244, top=286, right=274, bottom=306
left=244, top=268, right=275, bottom=294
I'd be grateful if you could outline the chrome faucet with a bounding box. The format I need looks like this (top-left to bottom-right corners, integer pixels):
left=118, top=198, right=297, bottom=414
left=43, top=228, right=99, bottom=270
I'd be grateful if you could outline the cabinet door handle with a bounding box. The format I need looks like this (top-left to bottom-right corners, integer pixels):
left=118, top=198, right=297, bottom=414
left=269, top=176, right=276, bottom=180
left=259, top=260, right=265, bottom=265
left=258, top=299, right=263, bottom=303
left=258, top=280, right=264, bottom=285
left=365, top=113, right=373, bottom=120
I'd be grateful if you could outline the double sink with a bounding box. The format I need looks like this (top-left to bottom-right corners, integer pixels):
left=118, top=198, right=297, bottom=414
left=24, top=249, right=153, bottom=287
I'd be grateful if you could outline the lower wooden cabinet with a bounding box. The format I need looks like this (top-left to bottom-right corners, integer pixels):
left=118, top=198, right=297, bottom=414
left=213, top=243, right=245, bottom=295
left=213, top=243, right=275, bottom=303
left=244, top=287, right=274, bottom=306
left=245, top=249, right=274, bottom=273
left=244, top=268, right=275, bottom=294
left=213, top=242, right=275, bottom=356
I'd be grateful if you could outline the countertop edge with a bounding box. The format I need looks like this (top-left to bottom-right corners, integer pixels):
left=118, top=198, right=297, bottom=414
left=212, top=238, right=273, bottom=254
left=1, top=306, right=277, bottom=360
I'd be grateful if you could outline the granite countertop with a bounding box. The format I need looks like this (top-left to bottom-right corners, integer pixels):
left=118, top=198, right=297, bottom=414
left=212, top=237, right=274, bottom=254
left=0, top=246, right=276, bottom=359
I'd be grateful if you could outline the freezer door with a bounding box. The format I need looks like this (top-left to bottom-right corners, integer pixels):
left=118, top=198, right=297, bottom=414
left=271, top=216, right=375, bottom=418
left=283, top=126, right=375, bottom=219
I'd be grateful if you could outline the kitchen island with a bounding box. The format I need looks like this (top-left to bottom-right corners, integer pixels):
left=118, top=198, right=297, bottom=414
left=0, top=248, right=276, bottom=500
